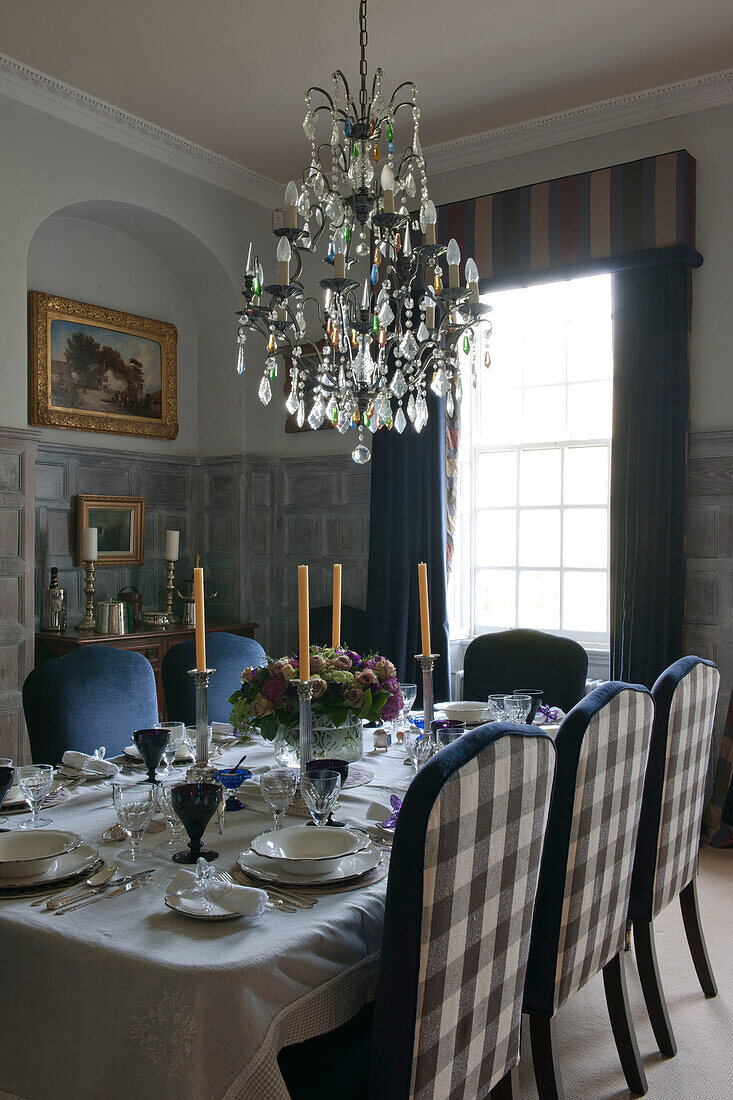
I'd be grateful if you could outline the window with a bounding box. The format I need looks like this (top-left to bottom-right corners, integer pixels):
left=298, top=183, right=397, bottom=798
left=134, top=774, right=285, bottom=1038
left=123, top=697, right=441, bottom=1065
left=450, top=274, right=613, bottom=647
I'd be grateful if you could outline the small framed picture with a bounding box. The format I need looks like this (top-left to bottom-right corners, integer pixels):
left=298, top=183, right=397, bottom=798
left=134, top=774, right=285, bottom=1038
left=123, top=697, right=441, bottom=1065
left=76, top=495, right=145, bottom=566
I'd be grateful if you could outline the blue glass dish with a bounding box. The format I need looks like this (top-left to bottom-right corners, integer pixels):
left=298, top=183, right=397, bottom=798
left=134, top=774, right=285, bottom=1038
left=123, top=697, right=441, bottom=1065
left=212, top=768, right=252, bottom=812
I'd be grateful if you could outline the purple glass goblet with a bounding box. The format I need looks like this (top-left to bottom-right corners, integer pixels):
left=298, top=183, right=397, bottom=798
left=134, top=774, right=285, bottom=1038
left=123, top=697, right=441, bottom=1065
left=133, top=728, right=170, bottom=785
left=170, top=782, right=220, bottom=864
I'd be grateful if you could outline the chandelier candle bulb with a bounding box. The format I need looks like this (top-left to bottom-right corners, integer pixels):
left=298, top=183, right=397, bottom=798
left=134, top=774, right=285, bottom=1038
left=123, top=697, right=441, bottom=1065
left=245, top=242, right=254, bottom=275
left=277, top=236, right=292, bottom=287
left=298, top=565, right=310, bottom=681
left=193, top=566, right=207, bottom=672
left=447, top=238, right=461, bottom=288
left=423, top=200, right=437, bottom=245
left=81, top=526, right=98, bottom=562
left=418, top=562, right=431, bottom=657
left=465, top=258, right=480, bottom=303
left=332, top=563, right=342, bottom=648
left=285, top=181, right=299, bottom=228
left=380, top=164, right=395, bottom=213
left=333, top=228, right=347, bottom=279
left=165, top=530, right=180, bottom=562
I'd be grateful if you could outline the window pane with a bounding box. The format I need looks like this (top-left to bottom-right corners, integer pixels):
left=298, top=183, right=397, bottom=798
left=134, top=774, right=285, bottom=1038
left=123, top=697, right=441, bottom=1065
left=567, top=381, right=612, bottom=439
left=519, top=449, right=561, bottom=506
left=475, top=569, right=516, bottom=628
left=481, top=389, right=522, bottom=444
left=523, top=386, right=566, bottom=442
left=518, top=570, right=560, bottom=630
left=477, top=452, right=517, bottom=506
left=519, top=509, right=561, bottom=567
left=566, top=318, right=613, bottom=381
left=476, top=510, right=517, bottom=567
left=564, top=508, right=608, bottom=568
left=523, top=325, right=566, bottom=386
left=564, top=446, right=609, bottom=504
left=563, top=571, right=608, bottom=633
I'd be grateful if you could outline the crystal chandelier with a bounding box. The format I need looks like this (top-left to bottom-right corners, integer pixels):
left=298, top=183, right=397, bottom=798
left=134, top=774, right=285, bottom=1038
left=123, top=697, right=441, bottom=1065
left=236, top=0, right=491, bottom=463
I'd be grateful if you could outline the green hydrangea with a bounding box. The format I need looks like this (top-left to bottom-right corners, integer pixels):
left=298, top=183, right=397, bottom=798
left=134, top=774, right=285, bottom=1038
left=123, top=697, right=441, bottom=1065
left=322, top=668, right=355, bottom=685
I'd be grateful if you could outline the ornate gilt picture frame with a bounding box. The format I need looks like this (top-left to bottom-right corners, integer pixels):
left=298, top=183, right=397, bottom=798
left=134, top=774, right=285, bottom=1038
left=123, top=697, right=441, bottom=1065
left=76, top=495, right=145, bottom=567
left=28, top=291, right=178, bottom=440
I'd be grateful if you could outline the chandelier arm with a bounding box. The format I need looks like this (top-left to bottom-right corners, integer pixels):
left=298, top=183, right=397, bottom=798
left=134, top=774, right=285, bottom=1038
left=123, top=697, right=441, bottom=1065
left=386, top=83, right=416, bottom=111
left=332, top=70, right=357, bottom=117
left=306, top=86, right=336, bottom=111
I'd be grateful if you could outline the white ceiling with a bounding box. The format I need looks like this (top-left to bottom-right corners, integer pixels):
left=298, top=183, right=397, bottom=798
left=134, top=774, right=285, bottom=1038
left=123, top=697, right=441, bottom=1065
left=0, top=0, right=731, bottom=183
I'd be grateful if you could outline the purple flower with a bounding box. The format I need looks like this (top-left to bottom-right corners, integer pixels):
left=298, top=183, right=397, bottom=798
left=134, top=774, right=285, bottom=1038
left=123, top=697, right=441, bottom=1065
left=382, top=794, right=402, bottom=831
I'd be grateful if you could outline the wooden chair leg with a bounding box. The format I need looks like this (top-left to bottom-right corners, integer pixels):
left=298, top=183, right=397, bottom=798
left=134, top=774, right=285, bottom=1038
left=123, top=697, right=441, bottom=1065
left=490, top=1063, right=520, bottom=1099
left=602, top=951, right=648, bottom=1096
left=528, top=1014, right=565, bottom=1100
left=679, top=877, right=718, bottom=997
left=632, top=919, right=677, bottom=1057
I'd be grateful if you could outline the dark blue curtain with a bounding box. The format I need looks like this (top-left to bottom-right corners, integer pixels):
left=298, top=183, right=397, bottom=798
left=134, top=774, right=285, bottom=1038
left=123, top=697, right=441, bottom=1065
left=366, top=391, right=450, bottom=702
left=610, top=263, right=691, bottom=687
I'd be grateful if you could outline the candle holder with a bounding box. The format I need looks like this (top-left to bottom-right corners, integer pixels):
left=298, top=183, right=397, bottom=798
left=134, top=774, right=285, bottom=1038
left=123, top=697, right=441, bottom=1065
left=296, top=679, right=315, bottom=773
left=77, top=560, right=97, bottom=632
left=416, top=654, right=440, bottom=746
left=164, top=559, right=179, bottom=624
left=186, top=668, right=217, bottom=781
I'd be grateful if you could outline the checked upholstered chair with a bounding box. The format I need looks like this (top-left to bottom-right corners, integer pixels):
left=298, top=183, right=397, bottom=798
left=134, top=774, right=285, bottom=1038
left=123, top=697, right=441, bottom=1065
left=278, top=721, right=557, bottom=1100
left=628, top=656, right=721, bottom=1057
left=523, top=682, right=654, bottom=1100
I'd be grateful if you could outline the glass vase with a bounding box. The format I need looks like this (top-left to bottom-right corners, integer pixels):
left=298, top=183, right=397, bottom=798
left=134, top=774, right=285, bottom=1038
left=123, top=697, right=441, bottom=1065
left=272, top=717, right=363, bottom=765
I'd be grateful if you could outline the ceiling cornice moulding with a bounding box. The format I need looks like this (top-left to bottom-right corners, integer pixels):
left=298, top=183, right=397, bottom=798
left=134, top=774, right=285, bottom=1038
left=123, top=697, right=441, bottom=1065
left=0, top=53, right=281, bottom=207
left=424, top=68, right=733, bottom=175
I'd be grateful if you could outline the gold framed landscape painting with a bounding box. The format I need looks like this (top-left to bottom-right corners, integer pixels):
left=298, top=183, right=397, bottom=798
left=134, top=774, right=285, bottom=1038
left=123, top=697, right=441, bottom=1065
left=28, top=292, right=178, bottom=440
left=76, top=495, right=145, bottom=566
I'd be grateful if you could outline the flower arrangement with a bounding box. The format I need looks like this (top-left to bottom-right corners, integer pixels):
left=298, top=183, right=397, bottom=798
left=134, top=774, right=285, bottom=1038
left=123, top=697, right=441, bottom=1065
left=229, top=645, right=403, bottom=742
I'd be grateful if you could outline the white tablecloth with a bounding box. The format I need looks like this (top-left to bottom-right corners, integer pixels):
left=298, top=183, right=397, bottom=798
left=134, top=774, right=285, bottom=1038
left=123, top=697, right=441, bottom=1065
left=0, top=737, right=410, bottom=1100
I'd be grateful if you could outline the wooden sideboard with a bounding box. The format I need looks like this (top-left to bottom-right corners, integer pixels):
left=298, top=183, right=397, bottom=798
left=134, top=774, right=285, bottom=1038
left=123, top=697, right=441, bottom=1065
left=35, top=620, right=259, bottom=717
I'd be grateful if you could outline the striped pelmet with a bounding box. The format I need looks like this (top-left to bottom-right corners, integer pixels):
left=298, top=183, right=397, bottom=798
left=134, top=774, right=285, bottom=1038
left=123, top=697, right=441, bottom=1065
left=653, top=662, right=720, bottom=916
left=437, top=150, right=696, bottom=284
left=410, top=733, right=555, bottom=1099
left=554, top=689, right=653, bottom=1011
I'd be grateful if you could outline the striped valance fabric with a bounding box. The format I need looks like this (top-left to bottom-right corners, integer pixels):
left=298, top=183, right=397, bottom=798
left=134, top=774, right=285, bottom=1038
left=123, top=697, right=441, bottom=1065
left=437, top=150, right=699, bottom=286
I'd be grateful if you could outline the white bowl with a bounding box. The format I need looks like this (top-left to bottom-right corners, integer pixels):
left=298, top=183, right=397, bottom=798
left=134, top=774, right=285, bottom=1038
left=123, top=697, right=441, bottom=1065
left=250, top=826, right=369, bottom=877
left=0, top=830, right=83, bottom=879
left=437, top=700, right=491, bottom=725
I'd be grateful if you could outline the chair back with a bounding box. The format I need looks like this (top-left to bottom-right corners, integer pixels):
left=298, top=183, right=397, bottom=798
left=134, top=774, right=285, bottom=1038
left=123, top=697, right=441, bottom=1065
left=161, top=632, right=267, bottom=725
left=23, top=647, right=159, bottom=761
left=630, top=656, right=720, bottom=921
left=524, top=682, right=653, bottom=1016
left=463, top=628, right=588, bottom=713
left=310, top=604, right=369, bottom=654
left=371, top=722, right=556, bottom=1099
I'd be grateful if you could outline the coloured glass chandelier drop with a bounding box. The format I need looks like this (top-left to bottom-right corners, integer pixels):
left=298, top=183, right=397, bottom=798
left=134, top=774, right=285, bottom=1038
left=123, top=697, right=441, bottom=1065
left=236, top=0, right=491, bottom=463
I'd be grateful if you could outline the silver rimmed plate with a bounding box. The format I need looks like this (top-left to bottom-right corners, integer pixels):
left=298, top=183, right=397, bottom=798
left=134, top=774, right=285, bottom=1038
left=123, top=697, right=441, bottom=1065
left=0, top=844, right=101, bottom=892
left=164, top=895, right=242, bottom=921
left=238, top=845, right=381, bottom=887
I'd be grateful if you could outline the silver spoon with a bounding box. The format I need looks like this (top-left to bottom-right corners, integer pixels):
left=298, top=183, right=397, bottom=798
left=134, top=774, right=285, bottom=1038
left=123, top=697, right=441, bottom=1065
left=30, top=864, right=117, bottom=908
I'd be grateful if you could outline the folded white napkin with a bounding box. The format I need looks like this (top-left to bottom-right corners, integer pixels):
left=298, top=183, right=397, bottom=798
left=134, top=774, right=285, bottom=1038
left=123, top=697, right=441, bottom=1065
left=211, top=722, right=235, bottom=739
left=62, top=751, right=120, bottom=778
left=166, top=869, right=268, bottom=916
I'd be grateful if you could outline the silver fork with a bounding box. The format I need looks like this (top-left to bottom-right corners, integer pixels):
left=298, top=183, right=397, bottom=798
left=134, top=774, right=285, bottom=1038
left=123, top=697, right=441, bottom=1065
left=229, top=869, right=313, bottom=910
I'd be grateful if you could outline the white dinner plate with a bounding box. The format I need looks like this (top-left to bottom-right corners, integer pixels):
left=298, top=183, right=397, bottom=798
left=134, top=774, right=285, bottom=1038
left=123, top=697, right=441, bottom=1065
left=123, top=744, right=219, bottom=762
left=2, top=781, right=64, bottom=808
left=0, top=844, right=100, bottom=891
left=164, top=895, right=242, bottom=921
left=238, top=845, right=382, bottom=887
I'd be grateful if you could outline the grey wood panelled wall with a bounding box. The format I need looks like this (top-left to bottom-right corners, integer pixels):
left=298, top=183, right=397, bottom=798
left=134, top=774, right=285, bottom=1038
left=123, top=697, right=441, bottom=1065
left=684, top=430, right=733, bottom=799
left=0, top=429, right=36, bottom=763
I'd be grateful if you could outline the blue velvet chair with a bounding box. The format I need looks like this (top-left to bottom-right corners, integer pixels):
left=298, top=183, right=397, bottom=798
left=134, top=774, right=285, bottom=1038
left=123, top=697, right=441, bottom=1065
left=463, top=628, right=589, bottom=713
left=161, top=632, right=267, bottom=725
left=523, top=682, right=654, bottom=1100
left=629, top=656, right=720, bottom=1057
left=309, top=604, right=370, bottom=653
left=23, top=646, right=159, bottom=761
left=278, top=722, right=557, bottom=1100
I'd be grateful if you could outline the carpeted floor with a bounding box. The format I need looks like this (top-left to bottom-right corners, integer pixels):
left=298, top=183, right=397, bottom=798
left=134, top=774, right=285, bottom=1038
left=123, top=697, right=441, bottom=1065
left=518, top=845, right=733, bottom=1098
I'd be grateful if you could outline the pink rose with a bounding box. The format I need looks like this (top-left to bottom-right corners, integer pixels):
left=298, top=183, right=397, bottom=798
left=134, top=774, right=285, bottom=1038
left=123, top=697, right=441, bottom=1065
left=250, top=693, right=274, bottom=718
left=310, top=677, right=328, bottom=700
left=332, top=654, right=353, bottom=671
left=344, top=685, right=364, bottom=707
left=356, top=669, right=378, bottom=688
left=281, top=663, right=298, bottom=682
left=241, top=666, right=257, bottom=683
left=373, top=658, right=397, bottom=680
left=310, top=654, right=327, bottom=675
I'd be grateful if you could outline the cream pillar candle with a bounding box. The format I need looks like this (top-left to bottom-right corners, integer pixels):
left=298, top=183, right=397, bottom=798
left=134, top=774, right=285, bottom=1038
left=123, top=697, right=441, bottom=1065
left=165, top=530, right=180, bottom=562
left=81, top=527, right=98, bottom=562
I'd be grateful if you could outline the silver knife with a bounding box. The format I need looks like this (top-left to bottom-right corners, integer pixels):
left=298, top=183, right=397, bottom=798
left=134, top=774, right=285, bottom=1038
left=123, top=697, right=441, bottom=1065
left=54, top=876, right=151, bottom=915
left=45, top=869, right=153, bottom=910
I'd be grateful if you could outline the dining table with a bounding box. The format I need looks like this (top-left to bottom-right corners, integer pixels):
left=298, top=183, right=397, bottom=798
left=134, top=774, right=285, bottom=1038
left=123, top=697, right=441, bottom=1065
left=0, top=734, right=411, bottom=1100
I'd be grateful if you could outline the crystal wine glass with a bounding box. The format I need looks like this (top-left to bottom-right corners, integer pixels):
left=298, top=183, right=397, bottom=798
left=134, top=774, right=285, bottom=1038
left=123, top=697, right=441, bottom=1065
left=397, top=682, right=417, bottom=737
left=504, top=694, right=532, bottom=723
left=113, top=783, right=156, bottom=861
left=487, top=694, right=507, bottom=720
left=259, top=769, right=298, bottom=831
left=404, top=729, right=432, bottom=776
left=170, top=782, right=220, bottom=864
left=17, top=764, right=54, bottom=829
left=155, top=721, right=186, bottom=775
left=431, top=719, right=466, bottom=748
left=156, top=781, right=189, bottom=852
left=300, top=769, right=342, bottom=827
left=0, top=758, right=13, bottom=825
left=133, top=728, right=170, bottom=784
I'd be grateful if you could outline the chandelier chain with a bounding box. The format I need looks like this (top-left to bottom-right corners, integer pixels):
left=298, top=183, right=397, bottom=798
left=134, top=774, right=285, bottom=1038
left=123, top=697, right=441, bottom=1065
left=358, top=0, right=368, bottom=120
